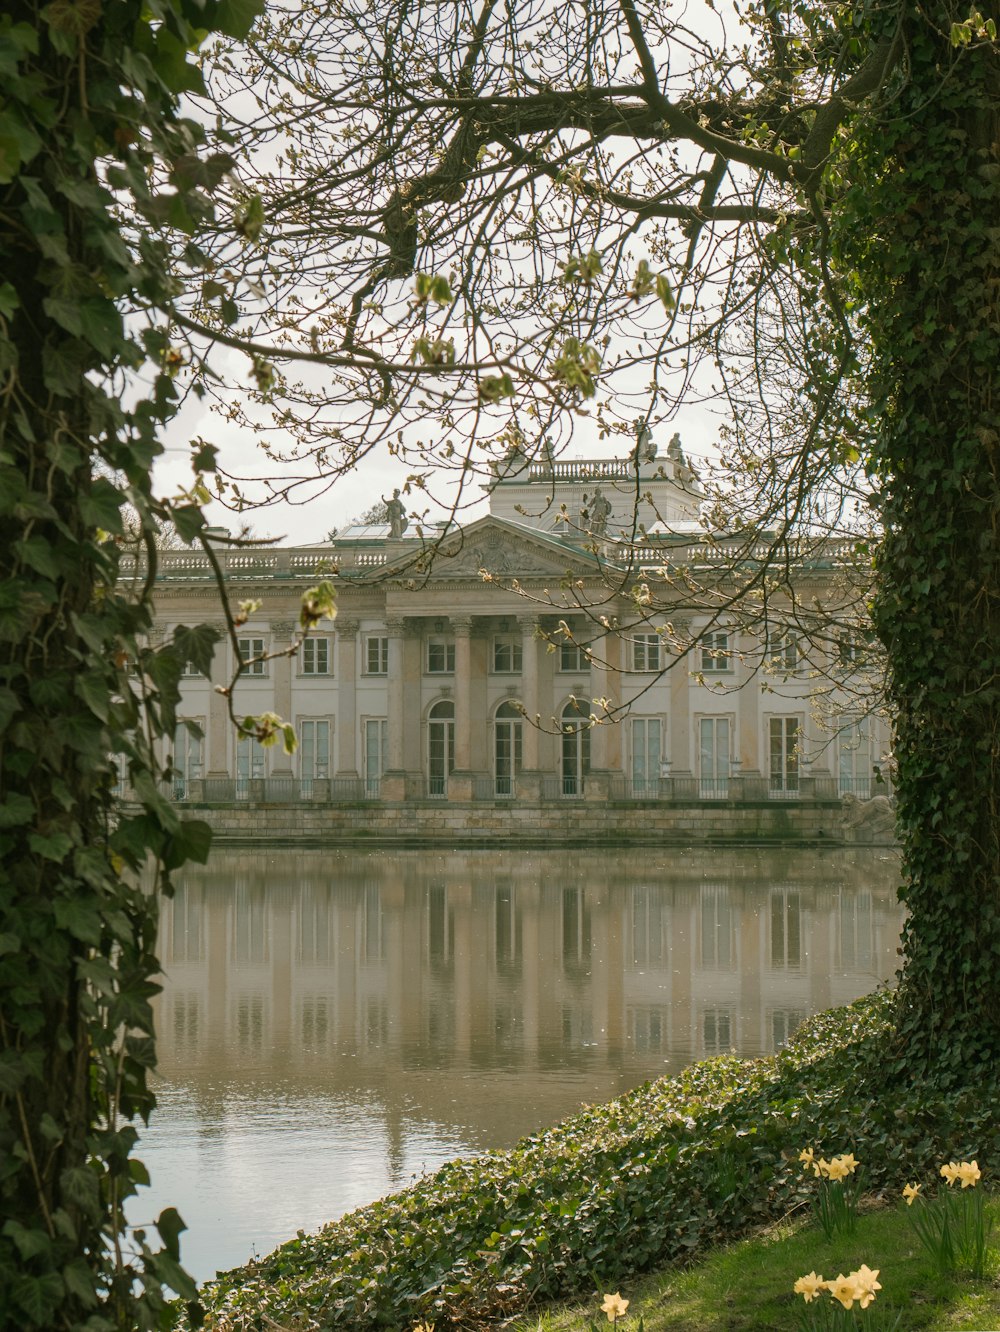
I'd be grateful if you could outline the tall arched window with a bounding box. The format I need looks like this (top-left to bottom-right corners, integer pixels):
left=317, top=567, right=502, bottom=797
left=560, top=700, right=591, bottom=797
left=427, top=700, right=455, bottom=797
left=494, top=701, right=523, bottom=797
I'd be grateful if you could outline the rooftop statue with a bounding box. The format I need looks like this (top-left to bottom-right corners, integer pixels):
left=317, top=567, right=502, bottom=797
left=634, top=418, right=657, bottom=462
left=385, top=488, right=408, bottom=538
left=582, top=487, right=612, bottom=537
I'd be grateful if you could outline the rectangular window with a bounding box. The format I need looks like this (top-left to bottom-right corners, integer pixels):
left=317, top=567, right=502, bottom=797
left=766, top=631, right=799, bottom=674
left=837, top=717, right=873, bottom=797
left=559, top=641, right=590, bottom=672
left=365, top=636, right=389, bottom=675
left=238, top=637, right=266, bottom=676
left=702, top=1008, right=733, bottom=1055
left=700, top=885, right=733, bottom=970
left=769, top=716, right=800, bottom=795
left=171, top=721, right=204, bottom=798
left=632, top=633, right=661, bottom=671
left=426, top=638, right=455, bottom=673
left=299, top=720, right=330, bottom=784
left=236, top=733, right=267, bottom=796
left=364, top=718, right=388, bottom=796
left=631, top=717, right=661, bottom=796
left=699, top=716, right=730, bottom=798
left=770, top=889, right=802, bottom=969
left=301, top=637, right=331, bottom=675
left=492, top=636, right=523, bottom=673
left=701, top=631, right=731, bottom=673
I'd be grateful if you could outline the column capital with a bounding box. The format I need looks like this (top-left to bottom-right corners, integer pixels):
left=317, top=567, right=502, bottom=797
left=336, top=617, right=359, bottom=636
left=270, top=620, right=296, bottom=637
left=451, top=615, right=474, bottom=635
left=385, top=616, right=407, bottom=636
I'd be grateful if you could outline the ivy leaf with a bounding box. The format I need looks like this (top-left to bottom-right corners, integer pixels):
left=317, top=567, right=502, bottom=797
left=172, top=503, right=205, bottom=542
left=0, top=281, right=18, bottom=318
left=163, top=820, right=213, bottom=871
left=60, top=1261, right=97, bottom=1309
left=1, top=1219, right=52, bottom=1261
left=53, top=896, right=103, bottom=945
left=0, top=793, right=33, bottom=827
left=28, top=830, right=74, bottom=862
left=11, top=1272, right=64, bottom=1324
left=0, top=111, right=42, bottom=183
left=0, top=684, right=19, bottom=733
left=173, top=623, right=220, bottom=676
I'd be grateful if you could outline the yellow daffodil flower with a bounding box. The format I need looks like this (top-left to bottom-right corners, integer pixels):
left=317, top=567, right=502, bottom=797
left=827, top=1272, right=860, bottom=1310
left=793, top=1271, right=827, bottom=1302
left=852, top=1265, right=881, bottom=1309
left=958, top=1160, right=981, bottom=1188
left=600, top=1292, right=629, bottom=1322
left=836, top=1152, right=859, bottom=1174
left=902, top=1181, right=922, bottom=1205
left=940, top=1161, right=961, bottom=1186
left=815, top=1157, right=831, bottom=1178
left=824, top=1156, right=851, bottom=1181
left=798, top=1147, right=816, bottom=1168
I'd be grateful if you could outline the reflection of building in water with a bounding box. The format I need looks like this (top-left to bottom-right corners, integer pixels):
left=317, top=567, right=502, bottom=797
left=154, top=850, right=903, bottom=1139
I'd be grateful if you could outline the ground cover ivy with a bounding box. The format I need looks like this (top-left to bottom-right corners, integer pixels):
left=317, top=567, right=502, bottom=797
left=196, top=992, right=1000, bottom=1330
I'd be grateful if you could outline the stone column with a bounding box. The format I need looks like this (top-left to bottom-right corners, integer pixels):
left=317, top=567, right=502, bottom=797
left=735, top=628, right=762, bottom=787
left=381, top=616, right=408, bottom=801
left=669, top=618, right=693, bottom=784
left=517, top=615, right=542, bottom=798
left=207, top=621, right=231, bottom=779
left=269, top=619, right=296, bottom=777
left=400, top=621, right=422, bottom=795
left=586, top=631, right=614, bottom=801
left=335, top=618, right=359, bottom=777
left=448, top=616, right=474, bottom=800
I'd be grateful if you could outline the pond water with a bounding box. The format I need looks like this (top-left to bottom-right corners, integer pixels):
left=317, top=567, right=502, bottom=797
left=134, top=846, right=904, bottom=1284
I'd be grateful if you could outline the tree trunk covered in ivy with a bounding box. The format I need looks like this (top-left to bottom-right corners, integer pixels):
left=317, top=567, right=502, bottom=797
left=843, top=4, right=1000, bottom=1072
left=0, top=2, right=251, bottom=1327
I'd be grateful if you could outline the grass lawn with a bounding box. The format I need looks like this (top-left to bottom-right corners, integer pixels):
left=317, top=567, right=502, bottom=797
left=510, top=1197, right=1000, bottom=1331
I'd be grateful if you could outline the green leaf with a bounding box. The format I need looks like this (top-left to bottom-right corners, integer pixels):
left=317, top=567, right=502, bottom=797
left=11, top=1272, right=64, bottom=1324
left=163, top=819, right=213, bottom=871
left=172, top=503, right=205, bottom=542
left=234, top=193, right=264, bottom=241
left=75, top=672, right=110, bottom=723
left=28, top=831, right=74, bottom=862
left=213, top=0, right=266, bottom=39
left=79, top=478, right=124, bottom=533
left=173, top=623, right=220, bottom=676
left=0, top=793, right=32, bottom=828
left=53, top=896, right=103, bottom=945
left=0, top=281, right=18, bottom=318
left=0, top=684, right=19, bottom=733
left=1, top=1219, right=53, bottom=1261
left=156, top=1206, right=187, bottom=1260
left=60, top=1260, right=97, bottom=1309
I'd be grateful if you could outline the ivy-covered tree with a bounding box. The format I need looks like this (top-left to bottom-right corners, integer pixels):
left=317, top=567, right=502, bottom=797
left=180, top=0, right=999, bottom=1076
left=0, top=2, right=263, bottom=1327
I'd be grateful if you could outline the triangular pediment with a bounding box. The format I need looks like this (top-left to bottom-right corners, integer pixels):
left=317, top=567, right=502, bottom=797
left=380, top=516, right=603, bottom=582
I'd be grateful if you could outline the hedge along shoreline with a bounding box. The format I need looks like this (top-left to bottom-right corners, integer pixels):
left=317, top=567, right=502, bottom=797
left=194, top=991, right=1000, bottom=1330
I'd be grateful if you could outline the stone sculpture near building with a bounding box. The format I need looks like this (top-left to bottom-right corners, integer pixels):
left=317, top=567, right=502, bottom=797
left=385, top=488, right=408, bottom=537
left=583, top=488, right=612, bottom=537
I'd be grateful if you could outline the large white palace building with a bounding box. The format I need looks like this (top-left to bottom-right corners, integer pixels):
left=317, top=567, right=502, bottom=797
left=138, top=437, right=889, bottom=818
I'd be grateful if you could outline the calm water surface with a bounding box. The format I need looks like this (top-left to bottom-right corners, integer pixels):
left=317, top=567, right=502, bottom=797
left=134, top=846, right=903, bottom=1283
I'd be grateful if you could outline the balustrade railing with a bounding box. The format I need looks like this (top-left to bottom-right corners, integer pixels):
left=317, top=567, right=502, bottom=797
left=114, top=772, right=889, bottom=806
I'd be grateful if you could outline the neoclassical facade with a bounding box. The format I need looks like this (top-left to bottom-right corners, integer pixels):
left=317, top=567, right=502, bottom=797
left=141, top=445, right=889, bottom=809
